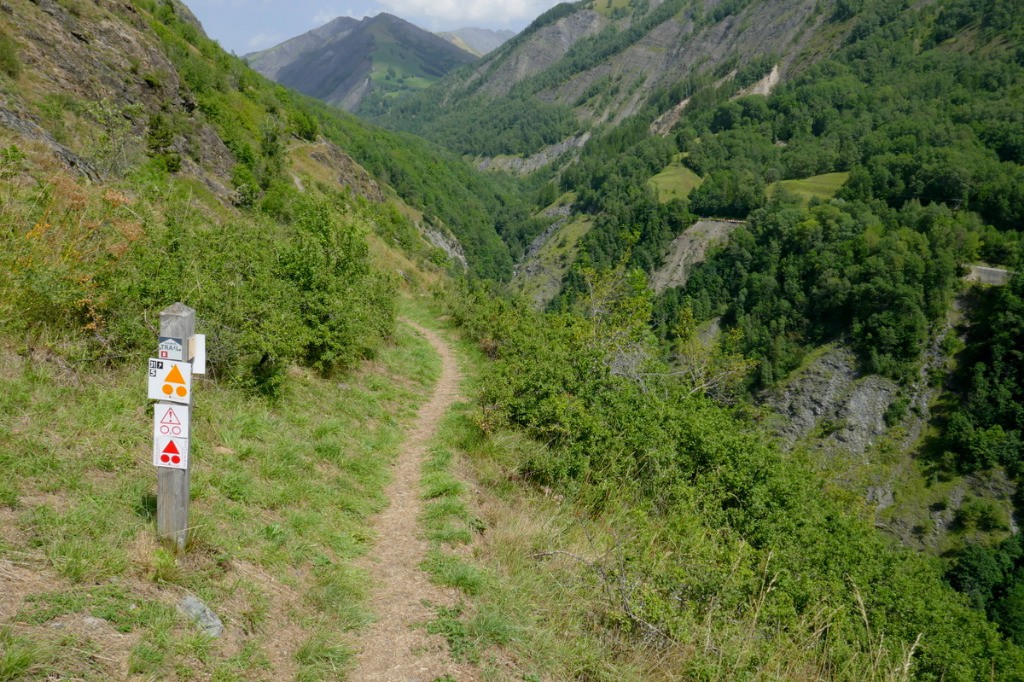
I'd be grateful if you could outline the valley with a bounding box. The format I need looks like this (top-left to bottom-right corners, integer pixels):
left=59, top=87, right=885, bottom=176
left=1, top=0, right=1023, bottom=679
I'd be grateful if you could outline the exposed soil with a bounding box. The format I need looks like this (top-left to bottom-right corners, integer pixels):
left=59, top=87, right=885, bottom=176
left=349, top=320, right=477, bottom=682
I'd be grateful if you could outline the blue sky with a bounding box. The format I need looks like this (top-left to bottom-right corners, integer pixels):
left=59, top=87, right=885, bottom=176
left=182, top=0, right=563, bottom=54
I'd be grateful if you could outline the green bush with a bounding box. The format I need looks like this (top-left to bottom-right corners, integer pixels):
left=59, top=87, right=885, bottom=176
left=443, top=278, right=1024, bottom=679
left=0, top=29, right=19, bottom=79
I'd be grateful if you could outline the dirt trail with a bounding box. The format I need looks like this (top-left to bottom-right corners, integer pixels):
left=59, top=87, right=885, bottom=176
left=350, top=320, right=476, bottom=682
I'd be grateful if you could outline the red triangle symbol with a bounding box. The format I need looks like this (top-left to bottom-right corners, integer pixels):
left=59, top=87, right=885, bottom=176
left=160, top=408, right=180, bottom=426
left=162, top=440, right=180, bottom=455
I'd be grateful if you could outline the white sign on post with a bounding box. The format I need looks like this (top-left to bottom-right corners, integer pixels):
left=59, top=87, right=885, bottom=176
left=153, top=403, right=190, bottom=440
left=147, top=359, right=192, bottom=404
left=158, top=336, right=185, bottom=361
left=154, top=435, right=189, bottom=469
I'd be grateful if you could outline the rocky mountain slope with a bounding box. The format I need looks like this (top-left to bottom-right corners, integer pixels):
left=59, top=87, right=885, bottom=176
left=245, top=13, right=478, bottom=112
left=378, top=0, right=831, bottom=160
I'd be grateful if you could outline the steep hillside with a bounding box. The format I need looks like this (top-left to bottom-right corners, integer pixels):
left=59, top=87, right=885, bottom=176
left=246, top=13, right=478, bottom=113
left=436, top=27, right=515, bottom=56
left=375, top=0, right=830, bottom=159
left=373, top=0, right=1024, bottom=649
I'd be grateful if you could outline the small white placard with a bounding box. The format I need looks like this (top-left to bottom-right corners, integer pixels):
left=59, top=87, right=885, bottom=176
left=158, top=336, right=185, bottom=361
left=153, top=435, right=189, bottom=469
left=153, top=403, right=190, bottom=440
left=147, top=359, right=192, bottom=404
left=192, top=334, right=206, bottom=375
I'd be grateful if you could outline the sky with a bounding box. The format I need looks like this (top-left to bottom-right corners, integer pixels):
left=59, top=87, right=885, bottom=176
left=181, top=0, right=564, bottom=54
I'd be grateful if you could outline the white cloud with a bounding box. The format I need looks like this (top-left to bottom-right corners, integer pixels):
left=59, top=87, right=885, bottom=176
left=247, top=31, right=283, bottom=49
left=312, top=5, right=360, bottom=26
left=313, top=8, right=337, bottom=24
left=375, top=0, right=559, bottom=25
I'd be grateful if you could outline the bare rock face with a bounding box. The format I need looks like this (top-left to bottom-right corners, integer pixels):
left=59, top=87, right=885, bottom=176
left=5, top=0, right=237, bottom=193
left=465, top=10, right=607, bottom=97
left=650, top=220, right=740, bottom=293
left=476, top=133, right=590, bottom=175
left=764, top=346, right=898, bottom=457
left=452, top=0, right=827, bottom=133
left=423, top=225, right=467, bottom=270
left=867, top=485, right=895, bottom=511
left=0, top=104, right=99, bottom=180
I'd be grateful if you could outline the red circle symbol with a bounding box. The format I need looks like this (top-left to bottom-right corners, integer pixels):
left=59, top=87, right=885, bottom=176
left=160, top=454, right=170, bottom=463
left=171, top=456, right=181, bottom=464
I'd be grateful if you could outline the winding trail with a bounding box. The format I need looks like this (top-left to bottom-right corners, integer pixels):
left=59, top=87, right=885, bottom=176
left=350, top=320, right=475, bottom=681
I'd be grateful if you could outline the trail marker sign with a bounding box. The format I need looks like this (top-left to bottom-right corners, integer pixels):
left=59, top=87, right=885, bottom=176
left=154, top=435, right=189, bottom=469
left=152, top=302, right=197, bottom=551
left=148, top=359, right=192, bottom=404
left=154, top=403, right=190, bottom=439
left=158, top=336, right=184, bottom=361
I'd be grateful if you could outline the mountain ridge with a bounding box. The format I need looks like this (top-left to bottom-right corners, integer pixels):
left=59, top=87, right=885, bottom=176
left=245, top=12, right=478, bottom=112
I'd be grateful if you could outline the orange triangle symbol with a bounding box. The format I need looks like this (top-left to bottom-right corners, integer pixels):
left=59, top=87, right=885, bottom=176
left=160, top=408, right=180, bottom=426
left=165, top=365, right=185, bottom=385
left=162, top=440, right=180, bottom=455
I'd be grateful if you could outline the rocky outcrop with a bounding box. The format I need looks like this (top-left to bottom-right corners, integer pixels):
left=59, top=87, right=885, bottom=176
left=423, top=225, right=467, bottom=270
left=650, top=98, right=690, bottom=136
left=0, top=105, right=99, bottom=181
left=764, top=346, right=898, bottom=457
left=735, top=64, right=781, bottom=98
left=4, top=0, right=236, bottom=190
left=464, top=10, right=607, bottom=97
left=307, top=141, right=386, bottom=203
left=476, top=133, right=590, bottom=175
left=650, top=220, right=740, bottom=293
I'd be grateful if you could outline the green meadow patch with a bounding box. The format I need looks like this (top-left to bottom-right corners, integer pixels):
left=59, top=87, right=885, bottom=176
left=650, top=156, right=704, bottom=202
left=772, top=171, right=849, bottom=204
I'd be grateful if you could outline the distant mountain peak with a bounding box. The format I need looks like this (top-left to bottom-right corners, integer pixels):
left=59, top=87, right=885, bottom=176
left=245, top=14, right=477, bottom=112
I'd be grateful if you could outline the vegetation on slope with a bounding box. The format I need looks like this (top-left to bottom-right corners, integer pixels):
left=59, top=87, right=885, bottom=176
left=439, top=273, right=1024, bottom=679
left=539, top=0, right=1023, bottom=377
left=125, top=0, right=534, bottom=281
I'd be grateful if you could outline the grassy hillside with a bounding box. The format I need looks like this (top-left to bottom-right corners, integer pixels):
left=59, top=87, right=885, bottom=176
left=649, top=155, right=704, bottom=202
left=771, top=171, right=849, bottom=204
left=430, top=278, right=1024, bottom=680
left=0, top=319, right=440, bottom=679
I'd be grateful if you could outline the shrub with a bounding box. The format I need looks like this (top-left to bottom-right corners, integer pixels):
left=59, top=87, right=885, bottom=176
left=0, top=29, right=19, bottom=79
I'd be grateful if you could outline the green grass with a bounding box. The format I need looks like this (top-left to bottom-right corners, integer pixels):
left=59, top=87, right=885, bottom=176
left=0, top=317, right=441, bottom=679
left=0, top=628, right=47, bottom=680
left=402, top=309, right=655, bottom=679
left=772, top=171, right=849, bottom=204
left=649, top=158, right=704, bottom=202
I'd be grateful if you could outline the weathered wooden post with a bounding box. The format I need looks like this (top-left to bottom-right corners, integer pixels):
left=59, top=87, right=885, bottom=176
left=150, top=303, right=195, bottom=551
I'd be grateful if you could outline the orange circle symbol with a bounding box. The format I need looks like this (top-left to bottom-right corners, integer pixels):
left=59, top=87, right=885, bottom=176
left=176, top=386, right=187, bottom=397
left=162, top=384, right=173, bottom=395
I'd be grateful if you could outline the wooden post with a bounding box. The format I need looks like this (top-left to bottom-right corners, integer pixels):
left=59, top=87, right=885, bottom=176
left=157, top=302, right=194, bottom=551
